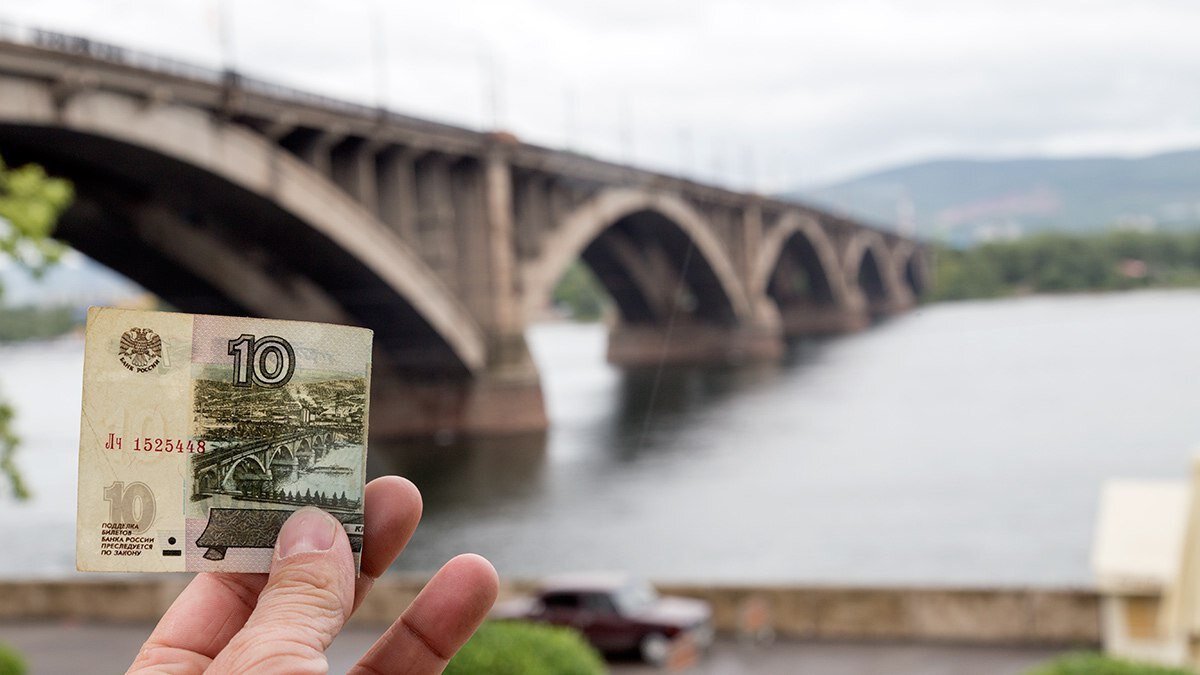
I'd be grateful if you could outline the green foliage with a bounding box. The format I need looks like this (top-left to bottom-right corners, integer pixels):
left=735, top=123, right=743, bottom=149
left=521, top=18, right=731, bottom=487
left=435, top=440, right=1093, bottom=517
left=0, top=155, right=72, bottom=276
left=443, top=621, right=606, bottom=675
left=552, top=262, right=609, bottom=321
left=1026, top=652, right=1191, bottom=675
left=0, top=154, right=73, bottom=502
left=0, top=401, right=27, bottom=500
left=0, top=641, right=28, bottom=675
left=0, top=305, right=80, bottom=343
left=930, top=230, right=1200, bottom=301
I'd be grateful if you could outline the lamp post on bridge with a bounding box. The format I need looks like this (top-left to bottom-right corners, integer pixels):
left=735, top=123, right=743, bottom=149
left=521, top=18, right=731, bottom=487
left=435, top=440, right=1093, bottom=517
left=370, top=0, right=390, bottom=110
left=214, top=0, right=234, bottom=72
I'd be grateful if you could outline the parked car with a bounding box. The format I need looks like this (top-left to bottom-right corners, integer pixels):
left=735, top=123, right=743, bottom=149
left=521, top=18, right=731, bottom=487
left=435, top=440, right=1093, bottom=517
left=492, top=573, right=714, bottom=664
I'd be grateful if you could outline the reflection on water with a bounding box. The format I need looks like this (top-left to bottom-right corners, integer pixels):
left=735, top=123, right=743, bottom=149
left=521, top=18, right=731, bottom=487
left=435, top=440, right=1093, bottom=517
left=370, top=435, right=550, bottom=513
left=375, top=327, right=870, bottom=582
left=376, top=292, right=1200, bottom=585
left=372, top=338, right=814, bottom=507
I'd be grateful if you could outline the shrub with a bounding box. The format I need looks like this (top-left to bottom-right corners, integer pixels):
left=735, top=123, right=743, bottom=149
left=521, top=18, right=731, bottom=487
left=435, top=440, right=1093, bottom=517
left=1027, top=652, right=1192, bottom=675
left=444, top=621, right=606, bottom=675
left=0, top=641, right=27, bottom=675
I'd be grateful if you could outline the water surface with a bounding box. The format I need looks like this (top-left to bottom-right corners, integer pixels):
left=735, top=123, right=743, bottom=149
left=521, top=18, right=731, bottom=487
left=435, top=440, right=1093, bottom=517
left=5, top=290, right=1200, bottom=585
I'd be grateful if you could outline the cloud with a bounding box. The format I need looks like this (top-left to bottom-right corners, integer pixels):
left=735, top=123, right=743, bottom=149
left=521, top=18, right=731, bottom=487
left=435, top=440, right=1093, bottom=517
left=3, top=0, right=1199, bottom=186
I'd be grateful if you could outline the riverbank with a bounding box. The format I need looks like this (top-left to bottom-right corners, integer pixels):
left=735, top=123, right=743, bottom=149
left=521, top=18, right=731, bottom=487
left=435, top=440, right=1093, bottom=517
left=928, top=230, right=1200, bottom=302
left=0, top=578, right=1099, bottom=647
left=0, top=619, right=1065, bottom=675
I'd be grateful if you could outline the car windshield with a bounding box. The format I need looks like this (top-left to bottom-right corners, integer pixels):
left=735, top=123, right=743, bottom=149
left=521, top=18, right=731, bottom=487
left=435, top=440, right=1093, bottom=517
left=613, top=580, right=659, bottom=615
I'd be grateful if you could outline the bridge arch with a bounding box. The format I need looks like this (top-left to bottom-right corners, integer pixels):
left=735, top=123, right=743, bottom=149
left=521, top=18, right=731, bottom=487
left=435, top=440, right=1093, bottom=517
left=892, top=242, right=930, bottom=296
left=267, top=445, right=293, bottom=466
left=295, top=438, right=314, bottom=469
left=522, top=188, right=752, bottom=325
left=843, top=231, right=898, bottom=309
left=223, top=455, right=268, bottom=494
left=268, top=445, right=297, bottom=484
left=753, top=211, right=847, bottom=308
left=197, top=468, right=219, bottom=494
left=0, top=82, right=485, bottom=375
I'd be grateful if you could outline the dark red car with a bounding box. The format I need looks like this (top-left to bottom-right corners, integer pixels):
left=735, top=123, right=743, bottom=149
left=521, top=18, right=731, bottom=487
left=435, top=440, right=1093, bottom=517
left=492, top=573, right=714, bottom=664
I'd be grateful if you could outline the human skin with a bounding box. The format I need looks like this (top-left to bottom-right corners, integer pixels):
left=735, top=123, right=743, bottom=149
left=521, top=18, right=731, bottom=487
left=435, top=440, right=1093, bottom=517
left=126, top=476, right=499, bottom=674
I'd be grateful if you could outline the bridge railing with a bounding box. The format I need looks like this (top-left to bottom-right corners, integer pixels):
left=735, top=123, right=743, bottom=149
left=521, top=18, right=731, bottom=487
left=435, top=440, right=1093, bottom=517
left=190, top=428, right=329, bottom=473
left=0, top=21, right=384, bottom=117
left=0, top=20, right=909, bottom=238
left=233, top=73, right=379, bottom=118
left=0, top=21, right=225, bottom=84
left=0, top=20, right=496, bottom=140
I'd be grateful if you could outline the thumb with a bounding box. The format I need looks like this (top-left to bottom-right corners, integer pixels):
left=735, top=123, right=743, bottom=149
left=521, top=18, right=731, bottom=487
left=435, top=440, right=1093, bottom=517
left=209, top=507, right=356, bottom=675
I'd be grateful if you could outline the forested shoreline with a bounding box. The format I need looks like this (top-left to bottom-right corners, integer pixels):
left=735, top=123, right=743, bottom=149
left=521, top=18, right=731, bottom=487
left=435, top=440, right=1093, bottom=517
left=0, top=305, right=79, bottom=343
left=929, top=230, right=1200, bottom=301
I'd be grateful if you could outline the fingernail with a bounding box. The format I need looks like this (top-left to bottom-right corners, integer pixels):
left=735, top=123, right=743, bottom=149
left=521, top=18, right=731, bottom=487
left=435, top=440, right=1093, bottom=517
left=277, top=507, right=338, bottom=559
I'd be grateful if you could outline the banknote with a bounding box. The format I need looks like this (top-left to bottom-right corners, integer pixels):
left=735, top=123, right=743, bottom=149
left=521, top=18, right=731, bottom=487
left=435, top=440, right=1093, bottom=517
left=76, top=307, right=372, bottom=573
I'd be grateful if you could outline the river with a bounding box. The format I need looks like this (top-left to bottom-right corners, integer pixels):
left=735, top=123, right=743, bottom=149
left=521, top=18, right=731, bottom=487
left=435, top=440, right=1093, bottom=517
left=4, top=290, right=1200, bottom=585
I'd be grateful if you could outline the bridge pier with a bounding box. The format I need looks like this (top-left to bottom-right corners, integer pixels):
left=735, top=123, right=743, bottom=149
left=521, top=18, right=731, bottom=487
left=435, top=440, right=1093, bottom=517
left=0, top=37, right=932, bottom=445
left=777, top=302, right=871, bottom=337
left=605, top=321, right=784, bottom=367
left=369, top=376, right=546, bottom=439
left=370, top=335, right=547, bottom=438
left=884, top=287, right=918, bottom=314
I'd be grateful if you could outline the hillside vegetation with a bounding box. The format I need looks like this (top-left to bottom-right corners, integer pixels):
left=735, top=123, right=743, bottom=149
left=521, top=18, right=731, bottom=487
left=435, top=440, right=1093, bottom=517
left=931, top=230, right=1200, bottom=301
left=795, top=149, right=1200, bottom=245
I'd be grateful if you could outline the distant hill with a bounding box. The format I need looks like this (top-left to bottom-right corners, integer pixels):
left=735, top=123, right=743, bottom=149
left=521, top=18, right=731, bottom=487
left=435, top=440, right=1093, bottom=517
left=791, top=149, right=1200, bottom=245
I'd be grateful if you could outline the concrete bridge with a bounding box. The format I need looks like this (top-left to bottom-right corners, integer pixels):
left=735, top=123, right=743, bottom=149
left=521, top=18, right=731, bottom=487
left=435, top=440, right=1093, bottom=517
left=0, top=28, right=930, bottom=437
left=193, top=428, right=337, bottom=498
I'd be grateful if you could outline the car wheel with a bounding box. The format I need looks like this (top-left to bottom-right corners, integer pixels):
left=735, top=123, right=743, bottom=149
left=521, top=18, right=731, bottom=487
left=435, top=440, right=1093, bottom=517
left=640, top=632, right=671, bottom=666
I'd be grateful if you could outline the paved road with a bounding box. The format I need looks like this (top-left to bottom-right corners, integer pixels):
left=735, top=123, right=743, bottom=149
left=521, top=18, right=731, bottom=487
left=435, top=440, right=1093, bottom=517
left=0, top=620, right=1064, bottom=674
left=609, top=640, right=1063, bottom=674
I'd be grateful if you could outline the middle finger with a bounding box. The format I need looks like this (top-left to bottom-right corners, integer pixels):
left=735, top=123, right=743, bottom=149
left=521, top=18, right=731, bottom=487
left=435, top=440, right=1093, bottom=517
left=354, top=475, right=424, bottom=612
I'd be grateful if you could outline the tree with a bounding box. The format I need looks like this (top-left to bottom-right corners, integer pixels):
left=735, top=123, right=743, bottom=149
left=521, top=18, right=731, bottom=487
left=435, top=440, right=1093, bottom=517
left=552, top=261, right=609, bottom=321
left=0, top=154, right=74, bottom=500
left=0, top=155, right=70, bottom=272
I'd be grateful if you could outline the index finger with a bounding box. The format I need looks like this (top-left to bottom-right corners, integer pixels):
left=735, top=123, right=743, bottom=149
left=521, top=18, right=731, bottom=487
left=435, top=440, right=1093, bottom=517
left=128, top=475, right=423, bottom=673
left=128, top=572, right=266, bottom=674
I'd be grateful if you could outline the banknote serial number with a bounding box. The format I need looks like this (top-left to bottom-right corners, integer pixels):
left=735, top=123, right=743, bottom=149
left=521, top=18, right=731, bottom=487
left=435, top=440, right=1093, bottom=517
left=104, top=432, right=206, bottom=453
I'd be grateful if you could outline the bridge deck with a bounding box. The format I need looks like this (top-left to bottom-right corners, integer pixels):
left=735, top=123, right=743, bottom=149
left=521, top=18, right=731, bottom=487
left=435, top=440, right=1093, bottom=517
left=0, top=22, right=903, bottom=244
left=191, top=429, right=327, bottom=474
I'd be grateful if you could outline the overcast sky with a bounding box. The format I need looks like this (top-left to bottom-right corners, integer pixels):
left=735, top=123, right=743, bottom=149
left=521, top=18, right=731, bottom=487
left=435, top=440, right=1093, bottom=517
left=2, top=0, right=1199, bottom=189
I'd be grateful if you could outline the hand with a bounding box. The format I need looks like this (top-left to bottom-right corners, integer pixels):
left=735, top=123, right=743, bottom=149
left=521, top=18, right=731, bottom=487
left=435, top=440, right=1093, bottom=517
left=127, top=476, right=499, bottom=674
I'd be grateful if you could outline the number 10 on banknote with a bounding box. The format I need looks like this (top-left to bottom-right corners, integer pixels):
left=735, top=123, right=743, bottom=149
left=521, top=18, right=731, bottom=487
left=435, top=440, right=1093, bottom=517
left=77, top=308, right=373, bottom=573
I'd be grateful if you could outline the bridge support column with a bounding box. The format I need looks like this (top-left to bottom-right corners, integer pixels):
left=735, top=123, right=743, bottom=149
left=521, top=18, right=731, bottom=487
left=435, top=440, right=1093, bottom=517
left=331, top=138, right=379, bottom=214
left=484, top=146, right=520, bottom=336
left=605, top=320, right=783, bottom=367
left=741, top=201, right=763, bottom=286
left=777, top=302, right=871, bottom=337
left=885, top=285, right=917, bottom=314
left=370, top=361, right=546, bottom=439
left=367, top=144, right=549, bottom=439
left=466, top=326, right=547, bottom=437
left=376, top=147, right=419, bottom=242
left=293, top=130, right=343, bottom=177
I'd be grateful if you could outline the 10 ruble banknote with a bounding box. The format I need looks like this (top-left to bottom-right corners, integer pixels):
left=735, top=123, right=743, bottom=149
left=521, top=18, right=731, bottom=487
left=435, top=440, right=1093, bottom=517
left=76, top=307, right=372, bottom=573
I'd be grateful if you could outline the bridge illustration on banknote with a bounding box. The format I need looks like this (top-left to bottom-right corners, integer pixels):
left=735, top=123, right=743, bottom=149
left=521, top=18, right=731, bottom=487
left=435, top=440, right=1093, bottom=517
left=188, top=374, right=367, bottom=561
left=189, top=424, right=364, bottom=560
left=192, top=427, right=347, bottom=501
left=189, top=426, right=365, bottom=560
